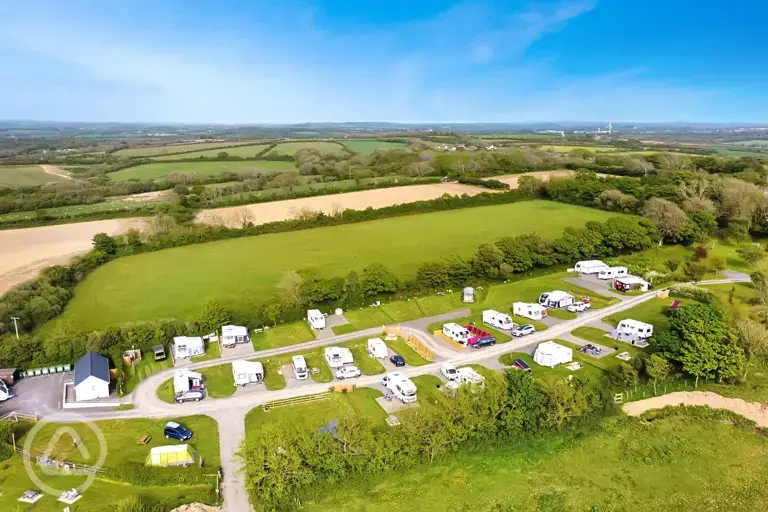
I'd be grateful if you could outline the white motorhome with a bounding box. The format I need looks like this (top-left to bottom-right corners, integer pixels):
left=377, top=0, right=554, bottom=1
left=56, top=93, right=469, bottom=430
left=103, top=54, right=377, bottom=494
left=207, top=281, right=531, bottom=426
left=381, top=372, right=417, bottom=403
left=533, top=341, right=573, bottom=368
left=538, top=290, right=575, bottom=309
left=324, top=347, right=354, bottom=368
left=292, top=355, right=309, bottom=380
left=613, top=319, right=654, bottom=344
left=442, top=323, right=471, bottom=344
left=512, top=302, right=547, bottom=321
left=482, top=310, right=515, bottom=330
left=307, top=309, right=326, bottom=330
left=232, top=360, right=264, bottom=386
left=573, top=260, right=610, bottom=274
left=457, top=367, right=485, bottom=388
left=221, top=325, right=250, bottom=348
left=598, top=266, right=628, bottom=280
left=367, top=338, right=388, bottom=359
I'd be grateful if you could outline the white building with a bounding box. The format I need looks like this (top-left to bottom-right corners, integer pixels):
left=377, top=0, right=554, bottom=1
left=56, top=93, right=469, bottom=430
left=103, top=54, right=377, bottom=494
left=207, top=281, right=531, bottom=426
left=482, top=310, right=515, bottom=330
left=221, top=325, right=250, bottom=348
left=533, top=341, right=573, bottom=368
left=232, top=360, right=264, bottom=386
left=513, top=302, right=547, bottom=321
left=615, top=276, right=651, bottom=292
left=442, top=323, right=471, bottom=344
left=73, top=352, right=110, bottom=402
left=573, top=260, right=609, bottom=274
left=598, top=266, right=628, bottom=280
left=367, top=338, right=388, bottom=359
left=462, top=287, right=476, bottom=303
left=174, top=336, right=205, bottom=359
left=324, top=347, right=354, bottom=368
left=173, top=368, right=203, bottom=394
left=538, top=290, right=575, bottom=309
left=612, top=319, right=654, bottom=344
left=308, top=309, right=326, bottom=330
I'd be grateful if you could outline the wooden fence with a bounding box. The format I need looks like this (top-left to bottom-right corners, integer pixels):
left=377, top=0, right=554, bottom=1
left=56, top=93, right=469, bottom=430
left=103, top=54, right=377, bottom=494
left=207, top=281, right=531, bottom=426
left=384, top=326, right=434, bottom=361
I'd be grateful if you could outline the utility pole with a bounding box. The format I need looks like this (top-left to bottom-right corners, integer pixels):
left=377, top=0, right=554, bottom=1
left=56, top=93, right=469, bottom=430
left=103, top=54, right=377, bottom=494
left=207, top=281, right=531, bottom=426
left=10, top=317, right=20, bottom=341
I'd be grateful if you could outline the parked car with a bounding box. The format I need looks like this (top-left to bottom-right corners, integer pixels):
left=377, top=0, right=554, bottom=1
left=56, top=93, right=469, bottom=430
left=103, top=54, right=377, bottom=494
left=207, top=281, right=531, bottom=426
left=335, top=365, right=362, bottom=380
left=566, top=301, right=591, bottom=313
left=175, top=389, right=205, bottom=403
left=440, top=362, right=459, bottom=381
left=511, top=324, right=536, bottom=337
left=389, top=354, right=406, bottom=367
left=512, top=358, right=532, bottom=373
left=164, top=421, right=193, bottom=441
left=470, top=337, right=496, bottom=349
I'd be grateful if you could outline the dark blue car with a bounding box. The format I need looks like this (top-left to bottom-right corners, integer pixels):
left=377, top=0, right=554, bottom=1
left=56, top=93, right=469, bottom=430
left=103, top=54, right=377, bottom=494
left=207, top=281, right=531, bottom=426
left=164, top=421, right=192, bottom=441
left=389, top=354, right=406, bottom=367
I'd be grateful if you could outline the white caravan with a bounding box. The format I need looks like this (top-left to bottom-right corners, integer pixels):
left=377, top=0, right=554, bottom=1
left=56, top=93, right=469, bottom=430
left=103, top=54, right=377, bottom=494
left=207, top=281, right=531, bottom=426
left=381, top=372, right=417, bottom=403
left=573, top=260, right=610, bottom=275
left=367, top=338, right=388, bottom=359
left=457, top=367, right=485, bottom=388
left=324, top=347, right=354, bottom=368
left=533, top=341, right=573, bottom=368
left=292, top=355, right=309, bottom=380
left=221, top=325, right=250, bottom=348
left=442, top=323, right=471, bottom=344
left=513, top=302, right=548, bottom=321
left=307, top=309, right=326, bottom=330
left=173, top=368, right=203, bottom=394
left=232, top=360, right=264, bottom=386
left=613, top=319, right=654, bottom=343
left=482, top=310, right=515, bottom=330
left=598, top=266, right=628, bottom=280
left=538, top=290, right=575, bottom=309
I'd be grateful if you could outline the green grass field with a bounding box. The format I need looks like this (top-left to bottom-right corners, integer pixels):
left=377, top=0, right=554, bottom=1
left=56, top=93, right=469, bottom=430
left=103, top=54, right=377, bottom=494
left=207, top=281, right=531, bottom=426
left=341, top=140, right=407, bottom=153
left=113, top=140, right=264, bottom=158
left=540, top=145, right=619, bottom=153
left=301, top=411, right=768, bottom=511
left=108, top=160, right=296, bottom=181
left=53, top=201, right=623, bottom=329
left=604, top=298, right=676, bottom=330
left=199, top=363, right=235, bottom=397
left=153, top=143, right=270, bottom=160
left=265, top=141, right=346, bottom=156
left=0, top=199, right=154, bottom=223
left=124, top=356, right=173, bottom=393
left=0, top=165, right=68, bottom=189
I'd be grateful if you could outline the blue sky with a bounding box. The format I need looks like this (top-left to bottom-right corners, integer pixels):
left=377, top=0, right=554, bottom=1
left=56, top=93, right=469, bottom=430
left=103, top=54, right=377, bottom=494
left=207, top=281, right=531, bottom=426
left=0, top=0, right=766, bottom=123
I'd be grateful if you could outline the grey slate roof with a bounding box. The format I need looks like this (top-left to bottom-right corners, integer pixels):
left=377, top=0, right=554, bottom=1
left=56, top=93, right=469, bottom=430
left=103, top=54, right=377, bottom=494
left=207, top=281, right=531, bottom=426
left=74, top=352, right=110, bottom=386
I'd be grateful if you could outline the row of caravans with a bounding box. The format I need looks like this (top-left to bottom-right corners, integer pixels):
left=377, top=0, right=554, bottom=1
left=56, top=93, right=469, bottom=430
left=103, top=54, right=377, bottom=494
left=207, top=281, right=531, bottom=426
left=573, top=260, right=629, bottom=279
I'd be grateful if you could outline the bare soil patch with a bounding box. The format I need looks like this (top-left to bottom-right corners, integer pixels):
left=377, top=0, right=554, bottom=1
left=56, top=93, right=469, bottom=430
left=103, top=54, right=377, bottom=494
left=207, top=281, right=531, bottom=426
left=491, top=170, right=575, bottom=188
left=196, top=182, right=486, bottom=228
left=120, top=190, right=173, bottom=203
left=0, top=218, right=146, bottom=295
left=39, top=164, right=73, bottom=180
left=623, top=391, right=768, bottom=427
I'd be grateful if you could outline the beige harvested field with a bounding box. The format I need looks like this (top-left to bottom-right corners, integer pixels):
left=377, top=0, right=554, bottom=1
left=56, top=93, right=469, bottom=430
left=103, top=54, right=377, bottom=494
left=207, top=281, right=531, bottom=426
left=490, top=170, right=574, bottom=188
left=0, top=218, right=146, bottom=295
left=623, top=391, right=768, bottom=427
left=196, top=182, right=486, bottom=227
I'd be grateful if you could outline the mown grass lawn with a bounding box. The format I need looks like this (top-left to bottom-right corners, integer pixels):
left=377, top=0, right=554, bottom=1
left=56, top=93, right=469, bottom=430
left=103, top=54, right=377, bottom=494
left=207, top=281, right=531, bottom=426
left=124, top=356, right=173, bottom=394
left=153, top=142, right=270, bottom=159
left=411, top=375, right=445, bottom=406
left=0, top=165, right=67, bottom=188
left=108, top=160, right=295, bottom=181
left=342, top=140, right=407, bottom=153
left=265, top=141, right=346, bottom=156
left=113, top=140, right=264, bottom=158
left=334, top=307, right=393, bottom=334
left=252, top=322, right=314, bottom=350
left=301, top=411, right=768, bottom=511
left=198, top=363, right=235, bottom=398
left=603, top=298, right=675, bottom=330
left=53, top=201, right=624, bottom=330
left=191, top=339, right=221, bottom=362
left=384, top=336, right=429, bottom=366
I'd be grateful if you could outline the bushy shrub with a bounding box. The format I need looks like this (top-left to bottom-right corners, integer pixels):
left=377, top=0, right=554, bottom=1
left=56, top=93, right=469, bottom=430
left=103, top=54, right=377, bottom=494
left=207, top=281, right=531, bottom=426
left=669, top=283, right=714, bottom=303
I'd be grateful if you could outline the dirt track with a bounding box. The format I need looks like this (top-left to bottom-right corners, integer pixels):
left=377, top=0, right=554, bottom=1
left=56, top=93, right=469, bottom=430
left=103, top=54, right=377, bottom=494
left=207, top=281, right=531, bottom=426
left=623, top=391, right=768, bottom=427
left=39, top=164, right=73, bottom=180
left=0, top=219, right=146, bottom=295
left=196, top=182, right=486, bottom=227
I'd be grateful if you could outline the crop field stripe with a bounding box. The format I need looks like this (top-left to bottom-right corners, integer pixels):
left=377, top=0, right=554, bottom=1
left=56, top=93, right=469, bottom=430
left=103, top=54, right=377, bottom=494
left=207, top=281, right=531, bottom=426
left=52, top=200, right=626, bottom=329
left=108, top=160, right=297, bottom=181
left=0, top=165, right=68, bottom=188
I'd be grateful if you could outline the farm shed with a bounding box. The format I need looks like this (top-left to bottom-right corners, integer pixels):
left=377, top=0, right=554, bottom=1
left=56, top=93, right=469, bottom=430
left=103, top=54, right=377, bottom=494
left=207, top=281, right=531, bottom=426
left=533, top=341, right=573, bottom=368
left=325, top=347, right=354, bottom=368
left=145, top=444, right=199, bottom=467
left=174, top=368, right=203, bottom=394
left=462, top=287, right=475, bottom=303
left=612, top=319, right=654, bottom=343
left=308, top=309, right=326, bottom=330
left=573, top=260, right=609, bottom=274
left=74, top=352, right=110, bottom=402
left=513, top=302, right=547, bottom=321
left=232, top=360, right=264, bottom=386
left=615, top=276, right=651, bottom=292
left=173, top=336, right=205, bottom=359
left=538, top=290, right=575, bottom=309
left=221, top=324, right=250, bottom=348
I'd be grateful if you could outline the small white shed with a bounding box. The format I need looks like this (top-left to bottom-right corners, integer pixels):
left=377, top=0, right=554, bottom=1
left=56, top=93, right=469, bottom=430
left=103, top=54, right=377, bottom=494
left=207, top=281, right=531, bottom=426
left=538, top=290, right=575, bottom=309
left=573, top=260, right=610, bottom=274
left=74, top=352, right=110, bottom=402
left=308, top=309, right=326, bottom=330
left=367, top=338, right=388, bottom=359
left=232, top=360, right=264, bottom=386
left=324, top=347, right=354, bottom=368
left=462, top=287, right=475, bottom=303
left=613, top=319, right=654, bottom=343
left=221, top=325, right=250, bottom=348
left=174, top=336, right=205, bottom=359
left=513, top=302, right=548, bottom=321
left=173, top=368, right=203, bottom=394
left=533, top=341, right=573, bottom=368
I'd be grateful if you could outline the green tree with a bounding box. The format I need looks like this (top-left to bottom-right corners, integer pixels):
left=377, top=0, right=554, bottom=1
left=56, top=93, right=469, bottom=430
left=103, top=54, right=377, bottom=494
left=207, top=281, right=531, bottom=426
left=361, top=263, right=399, bottom=296
left=735, top=318, right=768, bottom=379
left=713, top=342, right=747, bottom=383
left=92, top=232, right=118, bottom=255
left=645, top=353, right=672, bottom=394
left=416, top=261, right=450, bottom=290
left=681, top=261, right=708, bottom=282
left=199, top=299, right=230, bottom=331
left=642, top=197, right=690, bottom=246
left=665, top=259, right=681, bottom=272
left=472, top=244, right=505, bottom=278
left=608, top=362, right=639, bottom=389
left=278, top=270, right=304, bottom=306
left=737, top=245, right=765, bottom=268
left=679, top=336, right=718, bottom=387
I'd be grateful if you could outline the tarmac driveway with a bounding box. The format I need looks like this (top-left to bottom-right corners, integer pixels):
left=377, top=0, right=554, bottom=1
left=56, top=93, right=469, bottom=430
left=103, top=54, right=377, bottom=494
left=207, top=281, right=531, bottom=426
left=0, top=373, right=65, bottom=417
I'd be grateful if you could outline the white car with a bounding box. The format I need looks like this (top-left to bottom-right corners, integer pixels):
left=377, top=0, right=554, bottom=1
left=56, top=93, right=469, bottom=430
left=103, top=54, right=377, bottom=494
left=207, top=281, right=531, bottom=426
left=335, top=365, right=362, bottom=380
left=566, top=301, right=591, bottom=313
left=440, top=362, right=459, bottom=381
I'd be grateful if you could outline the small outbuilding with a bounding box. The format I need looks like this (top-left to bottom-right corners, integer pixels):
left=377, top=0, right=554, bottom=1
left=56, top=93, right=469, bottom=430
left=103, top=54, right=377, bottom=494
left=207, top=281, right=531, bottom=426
left=615, top=276, right=651, bottom=292
left=513, top=302, right=548, bottom=321
left=174, top=336, right=205, bottom=359
left=221, top=325, right=250, bottom=348
left=538, top=290, right=575, bottom=309
left=232, top=360, right=264, bottom=386
left=145, top=444, right=199, bottom=467
left=533, top=341, right=573, bottom=368
left=462, top=287, right=475, bottom=303
left=74, top=352, right=110, bottom=402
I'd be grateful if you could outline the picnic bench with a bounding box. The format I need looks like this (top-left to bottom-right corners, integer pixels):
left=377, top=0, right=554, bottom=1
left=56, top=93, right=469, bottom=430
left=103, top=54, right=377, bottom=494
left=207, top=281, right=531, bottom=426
left=137, top=435, right=152, bottom=445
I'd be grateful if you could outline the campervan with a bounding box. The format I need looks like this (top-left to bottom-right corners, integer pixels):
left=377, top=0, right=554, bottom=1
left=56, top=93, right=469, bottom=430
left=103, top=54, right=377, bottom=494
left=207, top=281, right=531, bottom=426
left=381, top=372, right=417, bottom=403
left=573, top=260, right=609, bottom=274
left=598, top=266, right=628, bottom=280
left=442, top=323, right=471, bottom=344
left=482, top=310, right=515, bottom=330
left=292, top=355, right=309, bottom=380
left=324, top=347, right=354, bottom=368
left=513, top=302, right=547, bottom=321
left=307, top=309, right=326, bottom=330
left=367, top=338, right=388, bottom=359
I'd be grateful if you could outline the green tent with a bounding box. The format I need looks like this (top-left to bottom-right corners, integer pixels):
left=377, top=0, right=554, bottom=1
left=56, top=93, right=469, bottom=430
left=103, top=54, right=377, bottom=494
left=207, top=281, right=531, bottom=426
left=145, top=444, right=199, bottom=467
